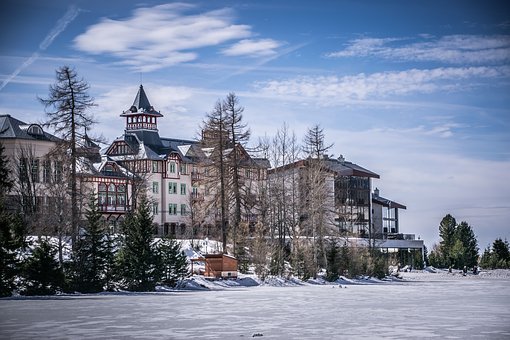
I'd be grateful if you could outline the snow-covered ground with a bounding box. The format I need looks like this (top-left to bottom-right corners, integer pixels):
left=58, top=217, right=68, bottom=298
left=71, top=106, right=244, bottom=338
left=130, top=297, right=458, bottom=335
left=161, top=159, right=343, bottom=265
left=1, top=270, right=509, bottom=339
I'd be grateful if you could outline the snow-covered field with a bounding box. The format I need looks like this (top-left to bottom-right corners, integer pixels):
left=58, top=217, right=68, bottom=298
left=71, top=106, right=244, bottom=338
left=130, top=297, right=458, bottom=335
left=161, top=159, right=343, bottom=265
left=1, top=270, right=509, bottom=339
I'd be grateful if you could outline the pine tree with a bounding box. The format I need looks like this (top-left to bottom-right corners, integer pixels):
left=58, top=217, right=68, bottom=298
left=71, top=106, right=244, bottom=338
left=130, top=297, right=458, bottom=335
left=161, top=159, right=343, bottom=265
left=21, top=239, right=64, bottom=295
left=156, top=236, right=189, bottom=287
left=116, top=195, right=159, bottom=291
left=72, top=194, right=113, bottom=293
left=492, top=238, right=510, bottom=267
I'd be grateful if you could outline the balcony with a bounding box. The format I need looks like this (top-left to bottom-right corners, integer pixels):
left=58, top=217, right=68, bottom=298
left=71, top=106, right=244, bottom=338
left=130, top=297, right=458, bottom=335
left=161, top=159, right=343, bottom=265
left=97, top=204, right=130, bottom=213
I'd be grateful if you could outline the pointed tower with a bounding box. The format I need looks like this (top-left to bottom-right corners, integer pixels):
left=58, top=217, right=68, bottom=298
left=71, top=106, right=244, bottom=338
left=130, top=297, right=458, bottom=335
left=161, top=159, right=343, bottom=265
left=120, top=85, right=164, bottom=150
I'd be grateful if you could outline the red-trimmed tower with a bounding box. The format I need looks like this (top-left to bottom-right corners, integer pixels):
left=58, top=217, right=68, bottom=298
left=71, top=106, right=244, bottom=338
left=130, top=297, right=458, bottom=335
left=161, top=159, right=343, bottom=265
left=120, top=85, right=164, bottom=150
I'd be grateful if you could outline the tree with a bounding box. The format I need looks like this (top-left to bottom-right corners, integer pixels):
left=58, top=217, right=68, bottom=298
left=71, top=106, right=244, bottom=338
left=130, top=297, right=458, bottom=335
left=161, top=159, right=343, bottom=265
left=156, top=236, right=189, bottom=287
left=0, top=142, right=26, bottom=297
left=115, top=195, right=159, bottom=291
left=438, top=214, right=457, bottom=266
left=480, top=238, right=510, bottom=269
left=454, top=221, right=479, bottom=268
left=39, top=66, right=96, bottom=243
left=71, top=194, right=113, bottom=293
left=21, top=239, right=64, bottom=295
left=200, top=100, right=229, bottom=253
left=302, top=124, right=333, bottom=276
left=223, top=93, right=250, bottom=256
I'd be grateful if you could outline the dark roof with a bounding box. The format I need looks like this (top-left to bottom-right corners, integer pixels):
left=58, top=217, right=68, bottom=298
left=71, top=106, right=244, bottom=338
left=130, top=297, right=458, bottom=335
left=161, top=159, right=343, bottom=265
left=0, top=114, right=60, bottom=142
left=324, top=157, right=380, bottom=179
left=253, top=157, right=271, bottom=169
left=120, top=85, right=163, bottom=117
left=372, top=194, right=406, bottom=209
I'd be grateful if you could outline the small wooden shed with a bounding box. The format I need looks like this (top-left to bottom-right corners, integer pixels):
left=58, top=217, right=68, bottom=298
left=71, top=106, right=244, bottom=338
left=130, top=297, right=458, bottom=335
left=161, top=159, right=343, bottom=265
left=204, top=254, right=238, bottom=279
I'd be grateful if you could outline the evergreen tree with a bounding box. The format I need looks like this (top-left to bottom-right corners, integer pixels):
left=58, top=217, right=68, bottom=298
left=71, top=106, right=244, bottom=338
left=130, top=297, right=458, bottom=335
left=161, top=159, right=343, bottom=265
left=439, top=214, right=457, bottom=266
left=156, top=236, right=189, bottom=287
left=0, top=142, right=25, bottom=297
left=455, top=221, right=479, bottom=268
left=21, top=239, right=64, bottom=295
left=72, top=194, right=113, bottom=293
left=326, top=241, right=340, bottom=281
left=492, top=238, right=510, bottom=267
left=116, top=195, right=159, bottom=291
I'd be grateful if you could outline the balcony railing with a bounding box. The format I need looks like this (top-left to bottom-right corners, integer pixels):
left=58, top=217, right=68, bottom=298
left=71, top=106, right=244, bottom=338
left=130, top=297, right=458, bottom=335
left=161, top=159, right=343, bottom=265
left=97, top=204, right=130, bottom=212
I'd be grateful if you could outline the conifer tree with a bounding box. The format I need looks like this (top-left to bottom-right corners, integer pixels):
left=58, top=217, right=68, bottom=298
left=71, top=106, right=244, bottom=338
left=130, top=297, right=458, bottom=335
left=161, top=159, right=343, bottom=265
left=0, top=142, right=25, bottom=297
left=21, top=239, right=64, bottom=295
left=72, top=194, right=113, bottom=293
left=39, top=66, right=96, bottom=243
left=439, top=214, right=457, bottom=266
left=116, top=195, right=159, bottom=291
left=156, top=236, right=189, bottom=287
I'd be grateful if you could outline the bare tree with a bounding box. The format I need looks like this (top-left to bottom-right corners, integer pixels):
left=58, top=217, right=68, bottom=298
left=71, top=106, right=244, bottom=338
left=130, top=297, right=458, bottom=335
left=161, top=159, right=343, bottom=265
left=39, top=66, right=97, bottom=243
left=223, top=93, right=250, bottom=256
left=199, top=100, right=229, bottom=253
left=302, top=124, right=333, bottom=276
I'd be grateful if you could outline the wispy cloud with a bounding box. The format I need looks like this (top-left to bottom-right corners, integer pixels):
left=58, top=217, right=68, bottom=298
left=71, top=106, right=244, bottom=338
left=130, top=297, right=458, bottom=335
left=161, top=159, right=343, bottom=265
left=326, top=35, right=510, bottom=65
left=221, top=39, right=283, bottom=57
left=0, top=5, right=80, bottom=91
left=254, top=66, right=510, bottom=103
left=74, top=3, right=281, bottom=72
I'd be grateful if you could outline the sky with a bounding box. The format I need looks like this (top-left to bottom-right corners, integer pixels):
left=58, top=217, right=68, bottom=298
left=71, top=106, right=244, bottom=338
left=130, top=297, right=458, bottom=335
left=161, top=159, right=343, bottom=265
left=1, top=0, right=509, bottom=251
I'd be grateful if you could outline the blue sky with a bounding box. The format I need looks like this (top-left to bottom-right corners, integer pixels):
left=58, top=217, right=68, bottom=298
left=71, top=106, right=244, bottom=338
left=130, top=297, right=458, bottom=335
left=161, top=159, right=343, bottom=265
left=1, top=0, right=509, bottom=251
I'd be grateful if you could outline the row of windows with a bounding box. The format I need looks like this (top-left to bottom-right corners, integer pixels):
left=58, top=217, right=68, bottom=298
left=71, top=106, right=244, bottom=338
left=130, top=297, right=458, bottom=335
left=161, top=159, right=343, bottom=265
left=19, top=158, right=63, bottom=184
left=152, top=182, right=187, bottom=195
left=152, top=203, right=187, bottom=215
left=151, top=161, right=188, bottom=175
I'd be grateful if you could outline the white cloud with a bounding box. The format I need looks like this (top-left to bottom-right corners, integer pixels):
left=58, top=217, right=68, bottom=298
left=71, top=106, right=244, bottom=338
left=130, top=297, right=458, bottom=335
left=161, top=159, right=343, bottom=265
left=254, top=66, right=510, bottom=103
left=327, top=35, right=510, bottom=65
left=74, top=3, right=277, bottom=71
left=221, top=39, right=282, bottom=57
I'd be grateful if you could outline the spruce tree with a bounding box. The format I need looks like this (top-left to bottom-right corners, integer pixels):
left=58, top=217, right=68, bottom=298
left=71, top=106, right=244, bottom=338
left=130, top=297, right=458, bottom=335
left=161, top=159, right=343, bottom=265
left=116, top=195, right=159, bottom=291
left=72, top=194, right=112, bottom=293
left=156, top=236, right=189, bottom=287
left=21, top=239, right=64, bottom=295
left=0, top=142, right=25, bottom=297
left=455, top=221, right=479, bottom=268
left=439, top=214, right=457, bottom=266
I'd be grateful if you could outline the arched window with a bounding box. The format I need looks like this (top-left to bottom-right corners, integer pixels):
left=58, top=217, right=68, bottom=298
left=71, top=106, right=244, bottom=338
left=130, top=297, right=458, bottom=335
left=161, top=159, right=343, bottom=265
left=107, top=184, right=117, bottom=205
left=98, top=183, right=107, bottom=205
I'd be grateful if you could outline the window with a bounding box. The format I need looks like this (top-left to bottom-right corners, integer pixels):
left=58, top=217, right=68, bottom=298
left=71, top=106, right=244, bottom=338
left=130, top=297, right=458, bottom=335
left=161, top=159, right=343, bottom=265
left=107, top=184, right=117, bottom=205
left=98, top=183, right=107, bottom=206
left=43, top=160, right=51, bottom=183
left=152, top=161, right=161, bottom=173
left=117, top=185, right=126, bottom=207
left=152, top=181, right=159, bottom=194
left=169, top=162, right=176, bottom=173
left=180, top=183, right=186, bottom=195
left=180, top=204, right=187, bottom=215
left=180, top=163, right=187, bottom=175
left=153, top=203, right=159, bottom=215
left=31, top=159, right=39, bottom=183
left=168, top=182, right=177, bottom=194
left=168, top=203, right=177, bottom=215
left=54, top=161, right=63, bottom=182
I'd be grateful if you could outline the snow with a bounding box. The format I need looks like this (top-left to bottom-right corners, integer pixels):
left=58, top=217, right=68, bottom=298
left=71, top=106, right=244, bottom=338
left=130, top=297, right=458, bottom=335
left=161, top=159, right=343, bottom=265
left=1, top=270, right=509, bottom=339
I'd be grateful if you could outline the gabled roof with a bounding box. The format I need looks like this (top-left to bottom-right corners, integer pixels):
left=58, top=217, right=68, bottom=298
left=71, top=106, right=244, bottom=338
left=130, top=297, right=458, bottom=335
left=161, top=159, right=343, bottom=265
left=120, top=85, right=163, bottom=117
left=0, top=114, right=60, bottom=142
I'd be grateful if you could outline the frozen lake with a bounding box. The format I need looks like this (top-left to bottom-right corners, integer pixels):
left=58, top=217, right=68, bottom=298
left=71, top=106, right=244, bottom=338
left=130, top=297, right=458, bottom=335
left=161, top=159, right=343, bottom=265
left=1, top=274, right=509, bottom=339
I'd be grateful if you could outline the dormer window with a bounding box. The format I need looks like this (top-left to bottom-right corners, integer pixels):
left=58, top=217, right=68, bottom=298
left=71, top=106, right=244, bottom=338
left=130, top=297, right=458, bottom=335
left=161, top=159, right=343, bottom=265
left=27, top=124, right=44, bottom=136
